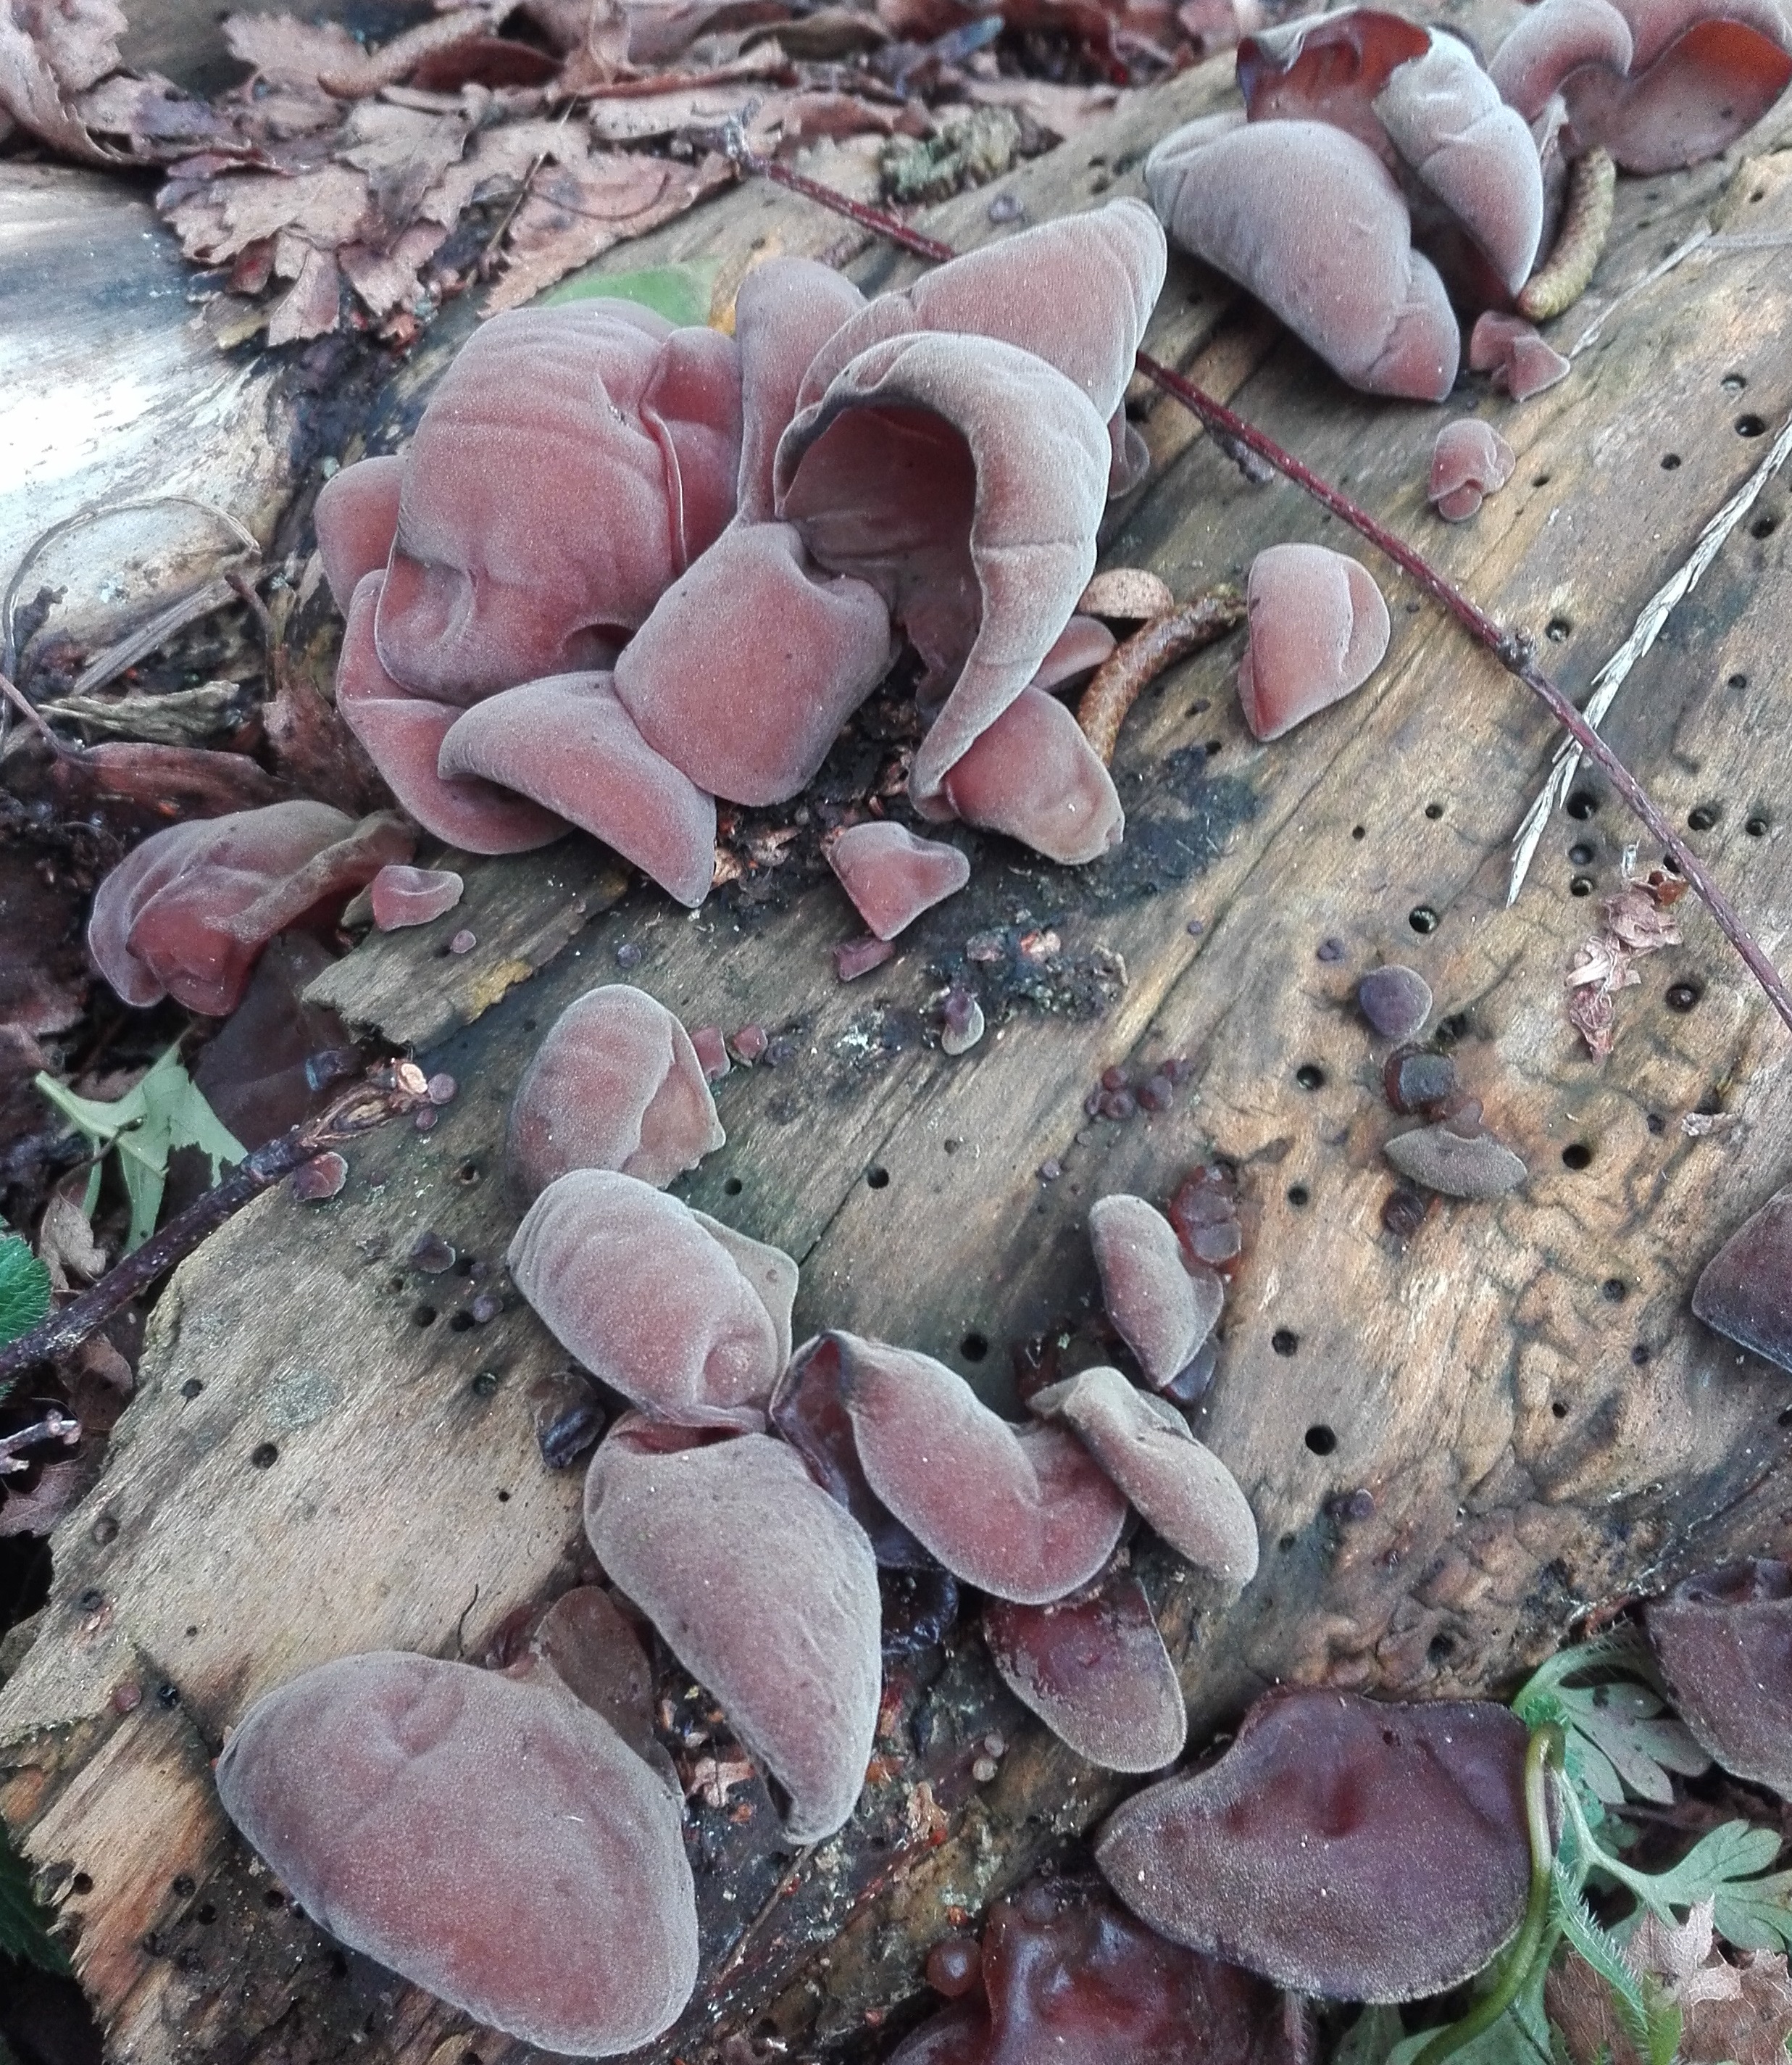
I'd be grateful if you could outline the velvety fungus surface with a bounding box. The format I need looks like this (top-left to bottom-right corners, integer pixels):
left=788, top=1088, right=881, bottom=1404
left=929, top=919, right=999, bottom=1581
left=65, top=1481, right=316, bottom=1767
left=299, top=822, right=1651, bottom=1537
left=1429, top=420, right=1517, bottom=522
left=505, top=983, right=724, bottom=1200
left=214, top=1650, right=699, bottom=2055
left=585, top=1418, right=881, bottom=1842
left=88, top=800, right=412, bottom=1015
left=1646, top=1559, right=1792, bottom=1794
left=1096, top=1687, right=1532, bottom=1999
left=1691, top=1185, right=1792, bottom=1374
left=770, top=1332, right=928, bottom=1566
left=1031, top=1366, right=1258, bottom=1583
left=1357, top=963, right=1433, bottom=1041
left=1469, top=312, right=1572, bottom=400
left=930, top=684, right=1124, bottom=865
left=835, top=1334, right=1129, bottom=1603
left=369, top=863, right=464, bottom=930
left=508, top=1170, right=788, bottom=1428
left=983, top=1564, right=1187, bottom=1771
left=1384, top=1118, right=1527, bottom=1197
left=828, top=822, right=972, bottom=939
left=1088, top=1194, right=1222, bottom=1386
left=1237, top=543, right=1391, bottom=741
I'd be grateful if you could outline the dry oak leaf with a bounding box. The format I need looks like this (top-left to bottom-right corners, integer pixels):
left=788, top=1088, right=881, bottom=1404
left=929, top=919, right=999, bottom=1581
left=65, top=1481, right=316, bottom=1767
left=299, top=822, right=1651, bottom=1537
left=0, top=0, right=128, bottom=161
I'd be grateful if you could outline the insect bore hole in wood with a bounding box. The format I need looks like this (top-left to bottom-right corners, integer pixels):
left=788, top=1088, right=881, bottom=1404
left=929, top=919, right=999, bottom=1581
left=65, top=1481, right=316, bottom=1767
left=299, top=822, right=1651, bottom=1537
left=1688, top=803, right=1720, bottom=830
left=1566, top=791, right=1599, bottom=819
left=867, top=1166, right=890, bottom=1189
left=1736, top=415, right=1767, bottom=437
left=1562, top=1142, right=1594, bottom=1169
left=1304, top=1425, right=1337, bottom=1455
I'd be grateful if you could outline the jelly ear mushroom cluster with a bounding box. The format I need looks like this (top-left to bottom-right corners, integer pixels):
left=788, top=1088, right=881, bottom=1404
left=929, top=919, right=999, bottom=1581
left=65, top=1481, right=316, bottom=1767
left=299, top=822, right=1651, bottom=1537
left=1097, top=1687, right=1534, bottom=2000
left=1490, top=0, right=1792, bottom=173
left=891, top=1874, right=1301, bottom=2065
left=307, top=204, right=1166, bottom=907
left=1646, top=1559, right=1792, bottom=1795
left=215, top=1642, right=699, bottom=2056
left=87, top=801, right=412, bottom=1015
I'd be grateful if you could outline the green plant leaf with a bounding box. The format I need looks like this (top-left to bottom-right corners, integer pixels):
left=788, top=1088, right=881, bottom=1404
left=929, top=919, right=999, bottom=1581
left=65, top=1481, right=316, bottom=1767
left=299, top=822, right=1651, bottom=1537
left=540, top=257, right=722, bottom=326
left=0, top=1813, right=70, bottom=1976
left=1339, top=2005, right=1409, bottom=2065
left=1552, top=1867, right=1651, bottom=2048
left=0, top=1237, right=51, bottom=1349
left=36, top=1048, right=246, bottom=1252
left=1391, top=1955, right=1559, bottom=2065
left=1709, top=1868, right=1792, bottom=1951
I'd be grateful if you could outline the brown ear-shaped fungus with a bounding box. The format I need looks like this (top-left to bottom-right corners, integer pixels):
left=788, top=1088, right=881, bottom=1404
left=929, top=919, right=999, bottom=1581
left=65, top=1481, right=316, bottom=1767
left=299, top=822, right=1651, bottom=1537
left=1372, top=33, right=1546, bottom=294
left=336, top=573, right=570, bottom=854
left=833, top=1332, right=1129, bottom=1603
left=770, top=1334, right=929, bottom=1566
left=507, top=984, right=724, bottom=1200
left=1468, top=311, right=1572, bottom=400
left=984, top=1564, right=1187, bottom=1771
left=1691, top=1185, right=1792, bottom=1374
left=214, top=1650, right=699, bottom=2055
left=733, top=257, right=869, bottom=525
left=1357, top=963, right=1433, bottom=1041
left=793, top=201, right=1166, bottom=427
left=585, top=1418, right=881, bottom=1842
left=508, top=1171, right=789, bottom=1429
left=1031, top=613, right=1119, bottom=691
left=1088, top=1196, right=1224, bottom=1387
left=373, top=305, right=741, bottom=702
left=828, top=823, right=971, bottom=940
left=1096, top=1687, right=1532, bottom=2000
left=893, top=1878, right=1299, bottom=2065
left=436, top=673, right=716, bottom=907
left=1237, top=543, right=1391, bottom=741
left=1146, top=116, right=1459, bottom=402
left=1031, top=1367, right=1259, bottom=1584
left=522, top=1585, right=668, bottom=1774
left=369, top=863, right=464, bottom=930
left=930, top=685, right=1124, bottom=865
left=1237, top=9, right=1434, bottom=158
left=314, top=454, right=402, bottom=611
left=776, top=333, right=1113, bottom=806
left=1645, top=1560, right=1792, bottom=1793
left=1491, top=0, right=1635, bottom=117
left=88, top=800, right=412, bottom=1015
left=1429, top=420, right=1517, bottom=521
left=612, top=522, right=894, bottom=807
left=1384, top=1117, right=1526, bottom=1197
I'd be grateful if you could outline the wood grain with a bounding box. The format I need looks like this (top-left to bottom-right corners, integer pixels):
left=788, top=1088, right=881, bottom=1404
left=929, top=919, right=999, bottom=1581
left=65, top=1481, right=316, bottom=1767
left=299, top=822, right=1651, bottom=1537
left=3, top=48, right=1791, bottom=2065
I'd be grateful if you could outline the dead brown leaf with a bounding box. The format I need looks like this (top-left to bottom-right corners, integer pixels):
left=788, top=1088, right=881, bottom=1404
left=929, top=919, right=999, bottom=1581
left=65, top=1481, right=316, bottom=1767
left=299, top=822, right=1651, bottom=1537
left=0, top=0, right=128, bottom=160
left=1549, top=1906, right=1792, bottom=2065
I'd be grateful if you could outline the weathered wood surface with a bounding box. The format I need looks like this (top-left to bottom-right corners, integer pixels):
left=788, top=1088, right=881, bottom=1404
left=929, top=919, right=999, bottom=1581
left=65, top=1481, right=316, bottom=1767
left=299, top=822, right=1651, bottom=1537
left=4, top=33, right=1792, bottom=2065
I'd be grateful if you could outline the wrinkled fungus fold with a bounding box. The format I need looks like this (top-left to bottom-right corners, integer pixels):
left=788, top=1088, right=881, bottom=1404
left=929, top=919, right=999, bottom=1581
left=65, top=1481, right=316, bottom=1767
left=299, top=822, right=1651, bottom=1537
left=585, top=1418, right=882, bottom=1842
left=88, top=799, right=412, bottom=1015
left=509, top=1169, right=791, bottom=1428
left=1096, top=1687, right=1533, bottom=2000
left=1468, top=311, right=1572, bottom=399
left=369, top=863, right=464, bottom=930
left=772, top=1333, right=930, bottom=1566
left=505, top=984, right=725, bottom=1200
left=834, top=1332, right=1129, bottom=1603
left=1430, top=419, right=1517, bottom=521
left=215, top=1650, right=699, bottom=2056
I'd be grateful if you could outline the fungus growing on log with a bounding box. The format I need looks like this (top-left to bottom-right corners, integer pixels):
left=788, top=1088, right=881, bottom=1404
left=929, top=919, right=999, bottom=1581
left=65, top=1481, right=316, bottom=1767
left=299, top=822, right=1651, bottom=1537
left=313, top=453, right=402, bottom=610
left=983, top=1563, right=1187, bottom=1771
left=1030, top=1366, right=1259, bottom=1584
left=1357, top=964, right=1433, bottom=1042
left=508, top=1171, right=792, bottom=1429
left=1088, top=1195, right=1222, bottom=1387
left=585, top=1417, right=881, bottom=1842
left=929, top=685, right=1124, bottom=865
left=1384, top=1117, right=1527, bottom=1197
left=1690, top=1185, right=1792, bottom=1375
left=1236, top=544, right=1392, bottom=741
left=214, top=1650, right=699, bottom=2055
left=1489, top=0, right=1792, bottom=173
left=1429, top=420, right=1517, bottom=522
left=828, top=823, right=972, bottom=940
left=772, top=1334, right=930, bottom=1564
left=505, top=984, right=724, bottom=1200
left=1146, top=115, right=1459, bottom=401
left=369, top=864, right=464, bottom=930
left=436, top=673, right=717, bottom=907
left=88, top=799, right=412, bottom=1015
left=1468, top=312, right=1572, bottom=400
left=1646, top=1560, right=1792, bottom=1794
left=1169, top=1164, right=1243, bottom=1273
left=892, top=1877, right=1301, bottom=2065
left=1096, top=1687, right=1533, bottom=2000
left=833, top=1333, right=1129, bottom=1603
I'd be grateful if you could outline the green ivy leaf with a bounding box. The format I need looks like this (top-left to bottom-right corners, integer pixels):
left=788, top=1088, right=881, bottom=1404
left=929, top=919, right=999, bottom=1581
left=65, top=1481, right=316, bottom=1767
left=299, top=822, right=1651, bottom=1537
left=540, top=257, right=722, bottom=327
left=36, top=1049, right=246, bottom=1252
left=0, top=1237, right=51, bottom=1349
left=0, top=1813, right=70, bottom=1976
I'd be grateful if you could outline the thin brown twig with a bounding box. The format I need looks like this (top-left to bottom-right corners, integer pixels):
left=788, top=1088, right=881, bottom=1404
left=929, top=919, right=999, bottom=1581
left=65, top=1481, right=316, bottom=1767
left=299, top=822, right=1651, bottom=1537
left=0, top=671, right=70, bottom=756
left=1078, top=583, right=1244, bottom=764
left=732, top=142, right=1792, bottom=1041
left=0, top=1068, right=432, bottom=1395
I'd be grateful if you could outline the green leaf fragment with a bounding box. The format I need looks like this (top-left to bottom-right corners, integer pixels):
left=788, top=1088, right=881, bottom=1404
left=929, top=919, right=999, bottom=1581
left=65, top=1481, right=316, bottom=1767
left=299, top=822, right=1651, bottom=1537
left=0, top=1814, right=71, bottom=1976
left=0, top=1237, right=51, bottom=1349
left=539, top=257, right=722, bottom=327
